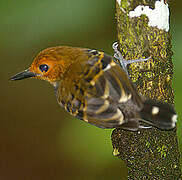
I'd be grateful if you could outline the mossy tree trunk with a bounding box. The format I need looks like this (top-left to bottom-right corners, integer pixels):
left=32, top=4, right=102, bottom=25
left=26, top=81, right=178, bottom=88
left=111, top=0, right=181, bottom=179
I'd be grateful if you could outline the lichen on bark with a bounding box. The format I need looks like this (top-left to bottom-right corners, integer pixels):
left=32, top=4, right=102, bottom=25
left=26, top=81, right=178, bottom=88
left=112, top=0, right=181, bottom=179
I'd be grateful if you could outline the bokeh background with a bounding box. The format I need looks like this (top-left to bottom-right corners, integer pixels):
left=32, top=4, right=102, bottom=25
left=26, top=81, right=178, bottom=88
left=1, top=0, right=181, bottom=179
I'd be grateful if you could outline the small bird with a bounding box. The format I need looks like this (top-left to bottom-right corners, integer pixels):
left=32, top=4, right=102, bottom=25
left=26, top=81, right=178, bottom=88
left=10, top=45, right=177, bottom=130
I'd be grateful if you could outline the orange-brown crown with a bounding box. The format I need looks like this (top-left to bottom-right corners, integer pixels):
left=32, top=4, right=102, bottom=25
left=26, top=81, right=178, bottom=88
left=28, top=46, right=85, bottom=83
left=10, top=45, right=89, bottom=83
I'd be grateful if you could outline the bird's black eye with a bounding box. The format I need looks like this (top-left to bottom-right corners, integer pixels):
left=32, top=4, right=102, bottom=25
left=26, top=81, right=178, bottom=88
left=39, top=64, right=49, bottom=72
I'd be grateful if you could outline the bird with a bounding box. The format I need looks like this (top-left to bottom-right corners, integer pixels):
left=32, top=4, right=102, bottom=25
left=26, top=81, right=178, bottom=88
left=10, top=44, right=177, bottom=131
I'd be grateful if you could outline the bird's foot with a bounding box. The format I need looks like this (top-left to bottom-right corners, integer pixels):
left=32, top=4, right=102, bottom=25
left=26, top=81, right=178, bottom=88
left=139, top=125, right=152, bottom=129
left=112, top=42, right=151, bottom=75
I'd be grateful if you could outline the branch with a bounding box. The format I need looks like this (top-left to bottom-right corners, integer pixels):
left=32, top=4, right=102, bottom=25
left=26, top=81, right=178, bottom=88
left=111, top=0, right=182, bottom=179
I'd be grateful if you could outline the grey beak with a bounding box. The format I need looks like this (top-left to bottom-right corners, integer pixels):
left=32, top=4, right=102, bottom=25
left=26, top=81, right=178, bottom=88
left=10, top=69, right=36, bottom=81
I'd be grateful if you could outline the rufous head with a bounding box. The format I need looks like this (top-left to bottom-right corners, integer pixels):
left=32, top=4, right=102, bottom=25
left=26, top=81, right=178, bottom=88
left=10, top=46, right=82, bottom=84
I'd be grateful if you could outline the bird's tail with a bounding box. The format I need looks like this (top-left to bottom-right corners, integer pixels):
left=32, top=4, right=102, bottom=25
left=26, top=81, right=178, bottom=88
left=139, top=99, right=177, bottom=130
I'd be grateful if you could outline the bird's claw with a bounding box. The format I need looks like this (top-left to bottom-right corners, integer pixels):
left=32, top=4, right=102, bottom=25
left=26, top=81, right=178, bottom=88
left=139, top=125, right=152, bottom=129
left=112, top=41, right=151, bottom=75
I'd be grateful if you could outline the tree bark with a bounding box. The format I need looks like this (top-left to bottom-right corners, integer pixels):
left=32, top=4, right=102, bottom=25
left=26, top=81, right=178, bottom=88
left=111, top=0, right=182, bottom=179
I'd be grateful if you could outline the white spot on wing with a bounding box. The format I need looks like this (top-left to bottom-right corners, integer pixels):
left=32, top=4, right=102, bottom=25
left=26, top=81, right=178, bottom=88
left=95, top=100, right=109, bottom=114
left=84, top=119, right=88, bottom=122
left=101, top=80, right=109, bottom=99
left=152, top=106, right=159, bottom=115
left=110, top=61, right=116, bottom=66
left=103, top=64, right=111, bottom=72
left=89, top=49, right=97, bottom=53
left=103, top=61, right=116, bottom=72
left=129, top=0, right=169, bottom=31
left=116, top=109, right=124, bottom=125
left=118, top=117, right=124, bottom=125
left=105, top=109, right=124, bottom=124
left=90, top=80, right=95, bottom=86
left=119, top=94, right=131, bottom=103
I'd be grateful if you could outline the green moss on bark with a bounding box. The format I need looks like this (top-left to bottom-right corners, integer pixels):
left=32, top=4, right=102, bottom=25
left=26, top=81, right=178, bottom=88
left=112, top=0, right=181, bottom=179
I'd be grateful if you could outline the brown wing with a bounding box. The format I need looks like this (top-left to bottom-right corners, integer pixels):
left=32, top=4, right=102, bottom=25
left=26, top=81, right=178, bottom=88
left=56, top=49, right=143, bottom=129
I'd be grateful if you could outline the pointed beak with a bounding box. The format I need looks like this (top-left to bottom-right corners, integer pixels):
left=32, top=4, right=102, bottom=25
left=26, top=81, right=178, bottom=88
left=10, top=69, right=36, bottom=81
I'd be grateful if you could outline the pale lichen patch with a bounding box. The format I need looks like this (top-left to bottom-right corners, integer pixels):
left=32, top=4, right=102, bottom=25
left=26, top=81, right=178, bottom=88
left=113, top=148, right=120, bottom=156
left=116, top=0, right=121, bottom=6
left=129, top=0, right=169, bottom=31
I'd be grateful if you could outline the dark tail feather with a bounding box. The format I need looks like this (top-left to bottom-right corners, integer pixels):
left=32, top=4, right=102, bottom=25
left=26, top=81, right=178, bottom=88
left=139, top=99, right=177, bottom=130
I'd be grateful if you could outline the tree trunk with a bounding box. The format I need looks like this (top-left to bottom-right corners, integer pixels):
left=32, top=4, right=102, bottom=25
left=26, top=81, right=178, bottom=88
left=111, top=0, right=182, bottom=179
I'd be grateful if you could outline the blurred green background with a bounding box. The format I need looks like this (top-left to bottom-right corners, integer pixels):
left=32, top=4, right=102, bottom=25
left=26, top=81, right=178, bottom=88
left=1, top=0, right=181, bottom=179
